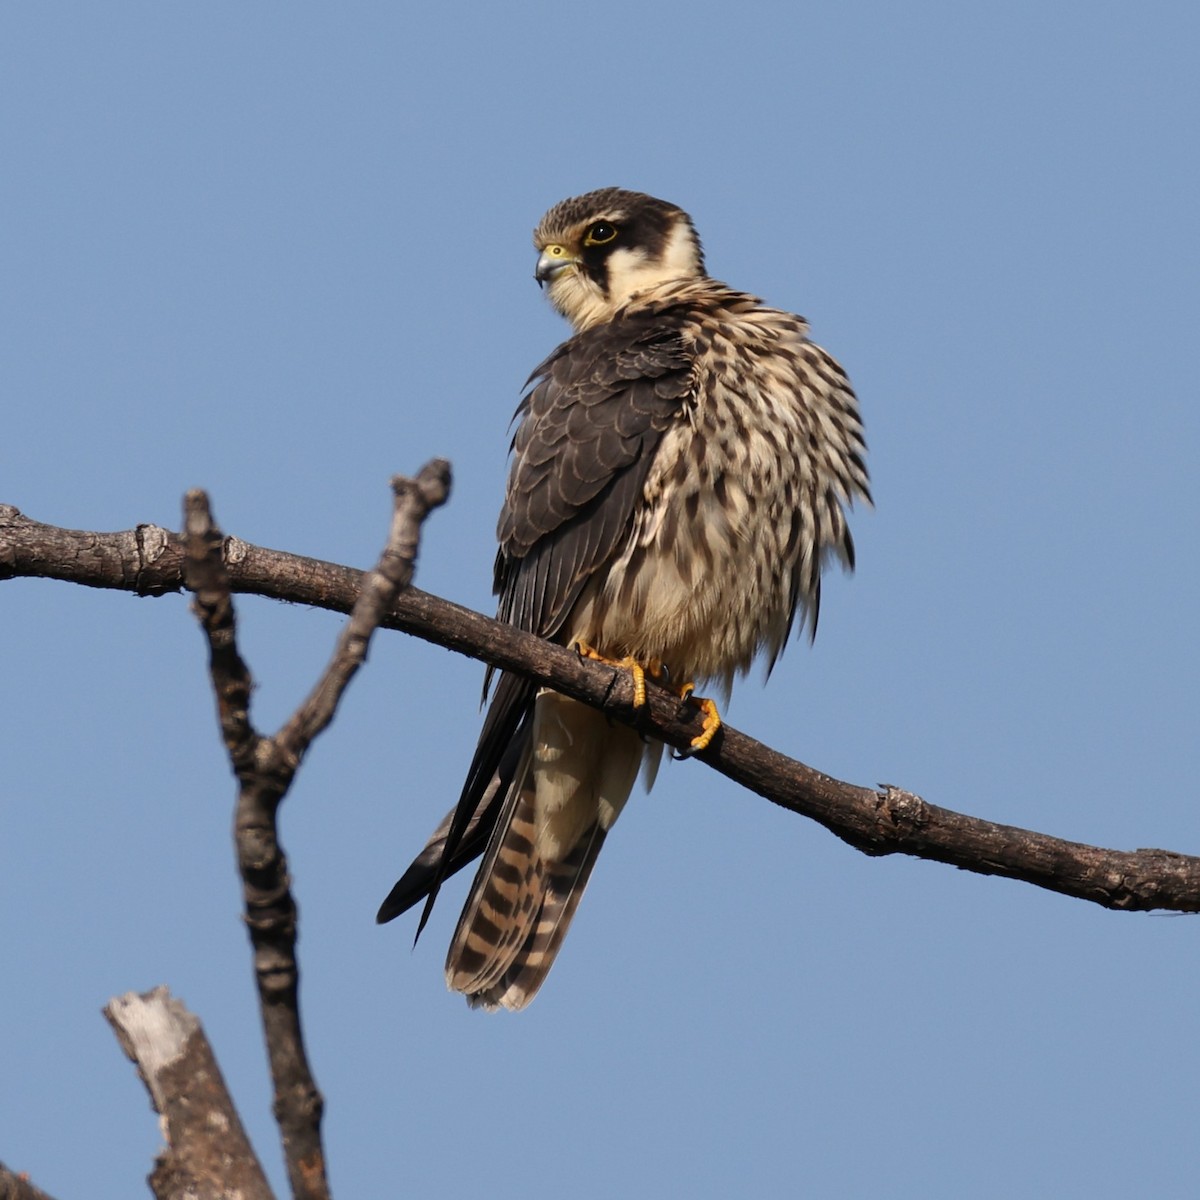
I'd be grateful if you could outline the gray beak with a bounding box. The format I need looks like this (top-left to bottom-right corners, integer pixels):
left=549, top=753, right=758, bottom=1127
left=535, top=246, right=577, bottom=286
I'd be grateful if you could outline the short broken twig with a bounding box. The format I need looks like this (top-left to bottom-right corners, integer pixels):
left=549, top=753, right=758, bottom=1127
left=0, top=1162, right=60, bottom=1200
left=278, top=461, right=451, bottom=755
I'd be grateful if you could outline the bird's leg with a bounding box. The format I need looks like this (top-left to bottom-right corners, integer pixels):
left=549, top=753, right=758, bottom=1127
left=672, top=682, right=722, bottom=758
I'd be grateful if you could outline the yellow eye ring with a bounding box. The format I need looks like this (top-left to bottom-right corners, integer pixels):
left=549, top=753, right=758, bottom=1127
left=584, top=221, right=618, bottom=247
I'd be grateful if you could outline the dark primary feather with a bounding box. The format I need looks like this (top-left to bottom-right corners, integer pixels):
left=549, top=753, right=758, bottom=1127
left=375, top=672, right=533, bottom=929
left=379, top=303, right=698, bottom=932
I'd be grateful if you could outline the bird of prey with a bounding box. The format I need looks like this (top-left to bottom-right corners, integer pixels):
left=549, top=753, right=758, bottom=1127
left=377, top=188, right=870, bottom=1010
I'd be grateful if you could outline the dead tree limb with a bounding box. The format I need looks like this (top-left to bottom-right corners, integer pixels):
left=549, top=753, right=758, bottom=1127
left=0, top=1165, right=59, bottom=1200
left=2, top=498, right=1197, bottom=914
left=103, top=987, right=274, bottom=1200
left=177, top=461, right=450, bottom=1200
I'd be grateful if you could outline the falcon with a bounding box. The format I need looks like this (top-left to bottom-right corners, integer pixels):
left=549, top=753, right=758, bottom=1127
left=377, top=188, right=870, bottom=1010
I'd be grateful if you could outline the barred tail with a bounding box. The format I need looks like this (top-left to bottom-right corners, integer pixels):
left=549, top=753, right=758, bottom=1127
left=446, top=694, right=642, bottom=1011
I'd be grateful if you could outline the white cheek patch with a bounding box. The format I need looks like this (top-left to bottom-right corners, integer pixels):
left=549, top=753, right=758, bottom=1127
left=603, top=246, right=651, bottom=299
left=658, top=220, right=704, bottom=278
left=605, top=222, right=701, bottom=306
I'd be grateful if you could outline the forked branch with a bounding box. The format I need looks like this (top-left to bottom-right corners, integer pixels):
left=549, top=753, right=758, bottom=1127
left=177, top=460, right=450, bottom=1200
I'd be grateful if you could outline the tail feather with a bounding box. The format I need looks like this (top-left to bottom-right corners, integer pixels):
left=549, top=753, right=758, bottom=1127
left=463, top=820, right=608, bottom=1011
left=444, top=694, right=643, bottom=1011
left=445, top=774, right=544, bottom=997
left=445, top=771, right=614, bottom=1010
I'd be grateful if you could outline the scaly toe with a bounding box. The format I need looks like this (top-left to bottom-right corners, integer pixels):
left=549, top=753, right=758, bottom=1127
left=628, top=661, right=647, bottom=709
left=671, top=691, right=722, bottom=758
left=575, top=643, right=649, bottom=711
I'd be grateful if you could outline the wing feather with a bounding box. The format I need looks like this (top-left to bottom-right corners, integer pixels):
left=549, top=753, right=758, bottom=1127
left=496, top=311, right=694, bottom=637
left=382, top=303, right=696, bottom=933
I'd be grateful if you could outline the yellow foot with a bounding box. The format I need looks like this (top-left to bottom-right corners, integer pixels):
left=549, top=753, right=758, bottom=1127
left=575, top=643, right=667, bottom=711
left=674, top=682, right=722, bottom=757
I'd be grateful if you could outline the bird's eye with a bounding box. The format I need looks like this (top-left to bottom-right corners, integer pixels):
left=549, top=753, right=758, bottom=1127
left=584, top=221, right=618, bottom=247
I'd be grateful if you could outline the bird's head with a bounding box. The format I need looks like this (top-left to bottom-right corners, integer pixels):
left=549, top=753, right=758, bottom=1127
left=533, top=188, right=706, bottom=331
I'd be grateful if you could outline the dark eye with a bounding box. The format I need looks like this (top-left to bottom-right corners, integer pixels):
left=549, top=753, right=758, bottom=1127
left=584, top=221, right=618, bottom=247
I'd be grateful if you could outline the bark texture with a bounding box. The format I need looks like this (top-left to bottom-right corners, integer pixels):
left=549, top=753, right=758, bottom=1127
left=2, top=500, right=1197, bottom=913
left=104, top=988, right=274, bottom=1200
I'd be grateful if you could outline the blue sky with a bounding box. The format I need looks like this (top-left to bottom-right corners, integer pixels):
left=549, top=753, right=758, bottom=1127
left=3, top=3, right=1198, bottom=1197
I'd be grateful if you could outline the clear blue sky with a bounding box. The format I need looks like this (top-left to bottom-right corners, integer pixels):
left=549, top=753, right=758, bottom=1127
left=3, top=4, right=1198, bottom=1197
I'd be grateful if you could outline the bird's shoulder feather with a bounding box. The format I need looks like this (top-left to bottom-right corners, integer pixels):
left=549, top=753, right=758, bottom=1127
left=494, top=301, right=698, bottom=639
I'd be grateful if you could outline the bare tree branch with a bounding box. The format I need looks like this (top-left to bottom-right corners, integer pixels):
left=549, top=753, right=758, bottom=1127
left=276, top=463, right=452, bottom=755
left=103, top=987, right=274, bottom=1200
left=0, top=1165, right=59, bottom=1200
left=2, top=498, right=1198, bottom=914
left=177, top=462, right=450, bottom=1200
left=182, top=491, right=324, bottom=1200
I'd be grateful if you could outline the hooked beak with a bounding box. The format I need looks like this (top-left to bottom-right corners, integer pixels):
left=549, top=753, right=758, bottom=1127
left=535, top=244, right=578, bottom=287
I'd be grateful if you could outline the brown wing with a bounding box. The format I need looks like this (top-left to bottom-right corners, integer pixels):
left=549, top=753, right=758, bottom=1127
left=495, top=308, right=696, bottom=640
left=379, top=304, right=696, bottom=932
